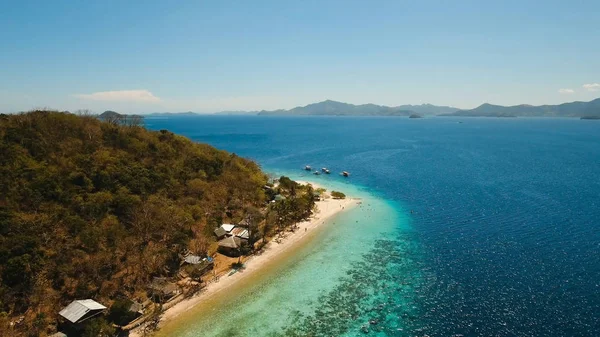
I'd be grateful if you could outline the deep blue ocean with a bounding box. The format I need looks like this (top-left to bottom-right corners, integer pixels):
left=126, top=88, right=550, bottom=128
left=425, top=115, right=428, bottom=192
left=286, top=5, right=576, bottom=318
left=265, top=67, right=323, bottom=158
left=146, top=116, right=600, bottom=336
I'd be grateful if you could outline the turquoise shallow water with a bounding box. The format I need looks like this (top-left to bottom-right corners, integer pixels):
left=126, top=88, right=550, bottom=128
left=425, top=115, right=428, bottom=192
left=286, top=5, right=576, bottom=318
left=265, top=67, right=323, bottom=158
left=147, top=116, right=600, bottom=336
left=160, top=176, right=418, bottom=337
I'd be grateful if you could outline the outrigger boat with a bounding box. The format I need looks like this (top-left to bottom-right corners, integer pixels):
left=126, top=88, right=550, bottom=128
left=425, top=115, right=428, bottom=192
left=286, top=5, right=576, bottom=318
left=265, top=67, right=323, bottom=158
left=321, top=167, right=331, bottom=174
left=313, top=170, right=321, bottom=175
left=342, top=171, right=350, bottom=177
left=304, top=165, right=312, bottom=171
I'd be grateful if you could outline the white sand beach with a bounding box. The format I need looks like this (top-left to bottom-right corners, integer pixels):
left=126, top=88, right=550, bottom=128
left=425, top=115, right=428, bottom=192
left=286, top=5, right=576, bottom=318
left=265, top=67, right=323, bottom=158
left=130, top=181, right=358, bottom=337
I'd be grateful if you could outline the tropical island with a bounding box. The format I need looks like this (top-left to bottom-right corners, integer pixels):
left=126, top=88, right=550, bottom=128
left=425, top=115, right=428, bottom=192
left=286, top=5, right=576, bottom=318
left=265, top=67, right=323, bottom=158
left=441, top=98, right=600, bottom=118
left=0, top=110, right=356, bottom=337
left=255, top=100, right=457, bottom=116
left=143, top=97, right=600, bottom=118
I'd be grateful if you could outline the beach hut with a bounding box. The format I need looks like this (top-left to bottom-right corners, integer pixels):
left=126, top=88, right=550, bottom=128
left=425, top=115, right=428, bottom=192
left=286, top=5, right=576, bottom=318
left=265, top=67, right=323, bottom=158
left=230, top=227, right=250, bottom=240
left=214, top=226, right=227, bottom=239
left=214, top=224, right=235, bottom=239
left=312, top=191, right=322, bottom=201
left=148, top=277, right=180, bottom=303
left=183, top=254, right=214, bottom=276
left=58, top=299, right=107, bottom=324
left=218, top=236, right=242, bottom=256
left=221, top=224, right=235, bottom=233
left=127, top=300, right=144, bottom=316
left=109, top=298, right=145, bottom=326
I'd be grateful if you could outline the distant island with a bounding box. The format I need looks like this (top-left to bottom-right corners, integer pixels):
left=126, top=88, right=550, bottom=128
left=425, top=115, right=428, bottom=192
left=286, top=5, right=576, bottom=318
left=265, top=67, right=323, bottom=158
left=256, top=100, right=458, bottom=117
left=135, top=97, right=600, bottom=118
left=139, top=101, right=457, bottom=117
left=409, top=114, right=423, bottom=119
left=442, top=98, right=600, bottom=118
left=581, top=115, right=600, bottom=120
left=98, top=110, right=145, bottom=126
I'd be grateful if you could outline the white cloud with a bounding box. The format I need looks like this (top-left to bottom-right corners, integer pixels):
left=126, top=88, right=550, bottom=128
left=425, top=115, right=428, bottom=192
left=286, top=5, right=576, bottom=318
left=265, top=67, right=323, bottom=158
left=161, top=95, right=301, bottom=112
left=582, top=83, right=600, bottom=92
left=74, top=90, right=161, bottom=103
left=558, top=88, right=575, bottom=94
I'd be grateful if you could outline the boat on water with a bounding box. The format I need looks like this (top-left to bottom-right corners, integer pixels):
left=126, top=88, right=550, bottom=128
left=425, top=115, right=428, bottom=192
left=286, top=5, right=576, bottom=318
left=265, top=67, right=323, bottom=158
left=342, top=171, right=350, bottom=177
left=313, top=170, right=321, bottom=175
left=321, top=167, right=331, bottom=174
left=304, top=165, right=312, bottom=171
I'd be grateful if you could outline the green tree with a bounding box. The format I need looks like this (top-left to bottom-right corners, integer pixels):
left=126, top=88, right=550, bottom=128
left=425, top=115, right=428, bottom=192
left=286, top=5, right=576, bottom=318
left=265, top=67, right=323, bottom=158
left=81, top=318, right=116, bottom=337
left=331, top=191, right=346, bottom=199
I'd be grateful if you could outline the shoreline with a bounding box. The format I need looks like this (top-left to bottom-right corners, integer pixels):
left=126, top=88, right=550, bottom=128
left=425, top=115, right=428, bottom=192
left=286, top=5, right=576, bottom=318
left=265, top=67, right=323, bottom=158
left=130, top=181, right=358, bottom=337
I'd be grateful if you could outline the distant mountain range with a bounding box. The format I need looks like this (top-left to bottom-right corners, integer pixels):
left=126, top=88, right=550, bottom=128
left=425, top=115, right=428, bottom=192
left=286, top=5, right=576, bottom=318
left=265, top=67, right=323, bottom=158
left=442, top=98, right=600, bottom=118
left=256, top=100, right=458, bottom=116
left=134, top=98, right=600, bottom=118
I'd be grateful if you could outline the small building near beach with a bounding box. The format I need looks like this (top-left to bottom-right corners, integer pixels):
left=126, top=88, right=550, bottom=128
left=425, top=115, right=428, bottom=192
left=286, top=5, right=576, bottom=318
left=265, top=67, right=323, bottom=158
left=128, top=300, right=144, bottom=316
left=221, top=223, right=235, bottom=232
left=214, top=226, right=228, bottom=239
left=230, top=227, right=250, bottom=240
left=148, top=277, right=180, bottom=303
left=312, top=191, right=322, bottom=201
left=58, top=299, right=107, bottom=324
left=218, top=236, right=242, bottom=256
left=183, top=254, right=214, bottom=277
left=214, top=223, right=236, bottom=239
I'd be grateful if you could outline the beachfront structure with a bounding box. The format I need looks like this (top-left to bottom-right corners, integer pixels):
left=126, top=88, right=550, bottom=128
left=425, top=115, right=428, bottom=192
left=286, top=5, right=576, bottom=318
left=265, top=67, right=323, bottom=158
left=148, top=277, right=180, bottom=302
left=214, top=223, right=241, bottom=239
left=214, top=226, right=228, bottom=239
left=230, top=227, right=250, bottom=240
left=183, top=254, right=214, bottom=276
left=218, top=236, right=242, bottom=256
left=58, top=299, right=107, bottom=324
left=274, top=194, right=286, bottom=201
left=128, top=300, right=144, bottom=316
left=221, top=223, right=235, bottom=232
left=312, top=191, right=322, bottom=201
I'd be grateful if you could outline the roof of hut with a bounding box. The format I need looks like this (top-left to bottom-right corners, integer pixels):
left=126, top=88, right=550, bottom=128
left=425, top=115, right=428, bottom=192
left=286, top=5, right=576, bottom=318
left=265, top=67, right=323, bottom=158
left=230, top=227, right=249, bottom=240
left=59, top=299, right=107, bottom=324
left=218, top=236, right=241, bottom=249
left=148, top=277, right=178, bottom=295
left=221, top=224, right=235, bottom=232
left=214, top=227, right=227, bottom=238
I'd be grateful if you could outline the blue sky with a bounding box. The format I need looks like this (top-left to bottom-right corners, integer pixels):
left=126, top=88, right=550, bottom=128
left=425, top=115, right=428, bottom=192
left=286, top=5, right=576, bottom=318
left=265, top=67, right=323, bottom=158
left=1, top=0, right=599, bottom=113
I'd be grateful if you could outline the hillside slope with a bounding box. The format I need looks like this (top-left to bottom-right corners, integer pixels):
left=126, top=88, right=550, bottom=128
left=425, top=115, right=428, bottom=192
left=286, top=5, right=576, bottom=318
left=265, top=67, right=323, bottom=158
left=0, top=111, right=268, bottom=336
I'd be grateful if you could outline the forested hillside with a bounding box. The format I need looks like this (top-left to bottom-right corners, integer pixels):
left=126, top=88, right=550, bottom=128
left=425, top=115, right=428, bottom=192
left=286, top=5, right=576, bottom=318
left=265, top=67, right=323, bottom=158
left=0, top=111, right=268, bottom=336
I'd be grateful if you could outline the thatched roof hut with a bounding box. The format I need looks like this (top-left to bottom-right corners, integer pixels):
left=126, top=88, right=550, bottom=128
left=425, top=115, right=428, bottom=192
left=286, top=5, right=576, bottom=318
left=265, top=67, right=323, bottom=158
left=218, top=236, right=242, bottom=256
left=148, top=277, right=179, bottom=302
